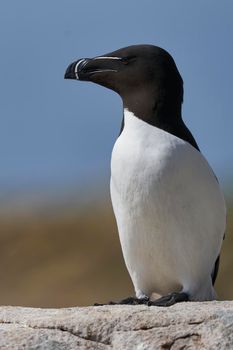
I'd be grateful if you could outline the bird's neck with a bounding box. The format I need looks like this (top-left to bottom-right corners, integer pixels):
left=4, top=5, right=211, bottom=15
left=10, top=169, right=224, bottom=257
left=122, top=91, right=182, bottom=131
left=120, top=93, right=199, bottom=151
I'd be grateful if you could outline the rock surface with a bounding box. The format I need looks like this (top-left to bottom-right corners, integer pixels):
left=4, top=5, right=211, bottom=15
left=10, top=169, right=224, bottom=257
left=0, top=301, right=233, bottom=349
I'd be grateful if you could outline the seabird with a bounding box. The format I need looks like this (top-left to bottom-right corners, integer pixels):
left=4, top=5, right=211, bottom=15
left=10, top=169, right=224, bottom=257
left=64, top=45, right=226, bottom=306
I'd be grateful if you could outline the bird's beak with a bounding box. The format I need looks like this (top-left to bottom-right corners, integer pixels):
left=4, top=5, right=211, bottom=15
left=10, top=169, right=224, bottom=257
left=64, top=58, right=91, bottom=80
left=64, top=56, right=121, bottom=81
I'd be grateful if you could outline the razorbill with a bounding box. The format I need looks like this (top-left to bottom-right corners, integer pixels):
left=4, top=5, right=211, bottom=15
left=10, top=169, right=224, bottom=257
left=64, top=45, right=226, bottom=306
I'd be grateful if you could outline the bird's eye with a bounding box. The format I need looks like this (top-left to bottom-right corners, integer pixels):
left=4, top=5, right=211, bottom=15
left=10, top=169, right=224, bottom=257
left=121, top=57, right=129, bottom=65
left=121, top=56, right=136, bottom=65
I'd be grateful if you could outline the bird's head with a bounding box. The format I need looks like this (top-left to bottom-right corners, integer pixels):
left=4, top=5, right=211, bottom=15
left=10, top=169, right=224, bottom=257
left=64, top=45, right=183, bottom=119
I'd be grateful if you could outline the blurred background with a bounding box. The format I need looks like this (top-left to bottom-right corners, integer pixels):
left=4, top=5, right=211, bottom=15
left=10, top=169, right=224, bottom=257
left=0, top=0, right=232, bottom=307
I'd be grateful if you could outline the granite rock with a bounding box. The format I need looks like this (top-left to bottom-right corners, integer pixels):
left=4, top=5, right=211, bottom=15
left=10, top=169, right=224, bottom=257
left=0, top=301, right=233, bottom=349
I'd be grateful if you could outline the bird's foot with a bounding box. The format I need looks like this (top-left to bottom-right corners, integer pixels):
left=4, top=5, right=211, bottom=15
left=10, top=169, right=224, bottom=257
left=117, top=296, right=149, bottom=305
left=148, top=292, right=189, bottom=307
left=94, top=296, right=149, bottom=306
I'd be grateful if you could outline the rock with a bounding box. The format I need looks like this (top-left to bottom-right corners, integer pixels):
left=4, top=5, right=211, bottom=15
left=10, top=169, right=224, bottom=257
left=0, top=301, right=233, bottom=349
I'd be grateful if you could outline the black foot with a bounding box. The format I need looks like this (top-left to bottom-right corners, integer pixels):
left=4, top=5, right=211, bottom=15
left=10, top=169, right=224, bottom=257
left=94, top=296, right=149, bottom=306
left=118, top=296, right=149, bottom=305
left=148, top=292, right=189, bottom=307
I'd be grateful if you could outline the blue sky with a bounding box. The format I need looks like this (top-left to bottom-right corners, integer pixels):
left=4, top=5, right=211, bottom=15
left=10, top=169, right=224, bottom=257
left=0, top=0, right=233, bottom=199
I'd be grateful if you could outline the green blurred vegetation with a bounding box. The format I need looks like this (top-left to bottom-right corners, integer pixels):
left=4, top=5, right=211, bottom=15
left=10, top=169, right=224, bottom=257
left=0, top=196, right=232, bottom=307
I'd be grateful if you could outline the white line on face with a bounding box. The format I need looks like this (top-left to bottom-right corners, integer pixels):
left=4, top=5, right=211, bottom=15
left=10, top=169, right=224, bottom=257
left=74, top=59, right=87, bottom=80
left=93, top=56, right=122, bottom=60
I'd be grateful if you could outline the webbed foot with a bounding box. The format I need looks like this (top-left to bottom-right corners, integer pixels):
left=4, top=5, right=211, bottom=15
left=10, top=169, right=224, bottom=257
left=148, top=292, right=189, bottom=307
left=94, top=296, right=149, bottom=306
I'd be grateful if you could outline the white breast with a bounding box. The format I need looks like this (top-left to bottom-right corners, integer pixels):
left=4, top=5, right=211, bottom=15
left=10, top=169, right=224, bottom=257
left=110, top=109, right=226, bottom=301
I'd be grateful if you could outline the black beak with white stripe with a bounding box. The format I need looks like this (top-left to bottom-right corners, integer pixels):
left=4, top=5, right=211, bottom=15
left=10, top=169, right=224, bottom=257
left=64, top=55, right=124, bottom=88
left=64, top=59, right=91, bottom=80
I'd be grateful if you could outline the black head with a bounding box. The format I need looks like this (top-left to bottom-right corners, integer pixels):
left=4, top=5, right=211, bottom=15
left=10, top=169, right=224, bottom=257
left=65, top=45, right=183, bottom=115
left=65, top=45, right=199, bottom=150
left=65, top=45, right=183, bottom=121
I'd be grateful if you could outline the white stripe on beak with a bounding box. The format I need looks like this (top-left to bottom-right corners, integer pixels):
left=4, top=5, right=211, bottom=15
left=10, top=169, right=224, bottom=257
left=74, top=59, right=87, bottom=80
